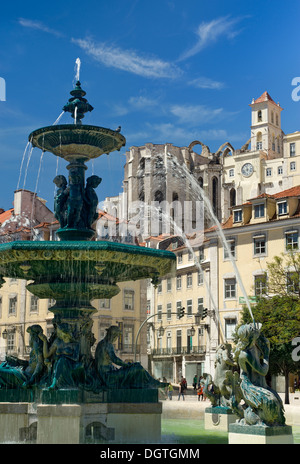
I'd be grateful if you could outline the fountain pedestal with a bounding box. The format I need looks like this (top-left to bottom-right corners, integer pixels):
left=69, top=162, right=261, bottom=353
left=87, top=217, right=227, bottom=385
left=0, top=392, right=162, bottom=444
left=228, top=423, right=294, bottom=444
left=204, top=406, right=237, bottom=432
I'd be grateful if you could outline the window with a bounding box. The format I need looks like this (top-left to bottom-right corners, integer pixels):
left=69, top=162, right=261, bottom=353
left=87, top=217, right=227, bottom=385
left=266, top=168, right=272, bottom=177
left=254, top=274, right=267, bottom=297
left=257, top=141, right=263, bottom=150
left=198, top=271, right=204, bottom=286
left=258, top=110, right=262, bottom=122
left=198, top=297, right=204, bottom=314
left=224, top=279, right=236, bottom=299
left=166, top=332, right=172, bottom=354
left=167, top=303, right=172, bottom=320
left=146, top=300, right=151, bottom=315
left=99, top=299, right=110, bottom=309
left=187, top=299, right=193, bottom=316
left=187, top=272, right=193, bottom=288
left=123, top=325, right=134, bottom=352
left=7, top=332, right=15, bottom=352
left=286, top=231, right=299, bottom=250
left=124, top=290, right=134, bottom=310
left=278, top=201, right=287, bottom=215
left=167, top=278, right=172, bottom=292
left=225, top=319, right=236, bottom=340
left=199, top=247, right=204, bottom=261
left=157, top=304, right=162, bottom=321
left=290, top=161, right=296, bottom=171
left=157, top=281, right=162, bottom=294
left=176, top=275, right=182, bottom=290
left=287, top=272, right=300, bottom=294
left=229, top=168, right=234, bottom=177
left=254, top=204, right=265, bottom=218
left=30, top=295, right=39, bottom=313
left=176, top=301, right=182, bottom=319
left=254, top=235, right=266, bottom=255
left=177, top=253, right=183, bottom=264
left=9, top=296, right=17, bottom=315
left=234, top=210, right=242, bottom=223
left=224, top=238, right=236, bottom=259
left=278, top=166, right=283, bottom=175
left=188, top=250, right=193, bottom=261
left=290, top=143, right=296, bottom=157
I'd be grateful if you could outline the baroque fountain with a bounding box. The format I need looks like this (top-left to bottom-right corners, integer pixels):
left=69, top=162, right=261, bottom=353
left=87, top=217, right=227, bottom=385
left=0, top=78, right=176, bottom=443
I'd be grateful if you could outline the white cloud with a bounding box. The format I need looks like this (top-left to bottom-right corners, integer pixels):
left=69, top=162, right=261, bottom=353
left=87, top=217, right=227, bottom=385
left=188, top=77, right=225, bottom=90
left=178, top=16, right=243, bottom=61
left=72, top=38, right=182, bottom=79
left=18, top=18, right=63, bottom=38
left=170, top=104, right=224, bottom=125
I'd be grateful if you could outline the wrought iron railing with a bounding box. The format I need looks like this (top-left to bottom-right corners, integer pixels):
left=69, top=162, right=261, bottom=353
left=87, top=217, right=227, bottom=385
left=151, top=345, right=206, bottom=356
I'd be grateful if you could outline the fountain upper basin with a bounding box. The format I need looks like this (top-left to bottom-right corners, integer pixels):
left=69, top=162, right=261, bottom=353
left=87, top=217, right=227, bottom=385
left=29, top=124, right=126, bottom=161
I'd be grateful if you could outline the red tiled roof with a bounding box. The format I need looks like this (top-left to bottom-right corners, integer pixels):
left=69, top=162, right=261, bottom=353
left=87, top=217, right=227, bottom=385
left=0, top=208, right=14, bottom=225
left=253, top=91, right=277, bottom=105
left=273, top=185, right=300, bottom=199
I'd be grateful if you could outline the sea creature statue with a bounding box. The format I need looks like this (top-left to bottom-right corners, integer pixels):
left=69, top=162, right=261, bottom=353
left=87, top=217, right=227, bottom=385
left=95, top=326, right=167, bottom=389
left=234, top=323, right=286, bottom=427
left=203, top=343, right=243, bottom=417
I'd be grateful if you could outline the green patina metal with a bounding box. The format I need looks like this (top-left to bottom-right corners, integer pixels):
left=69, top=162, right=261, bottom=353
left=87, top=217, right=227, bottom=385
left=0, top=80, right=174, bottom=400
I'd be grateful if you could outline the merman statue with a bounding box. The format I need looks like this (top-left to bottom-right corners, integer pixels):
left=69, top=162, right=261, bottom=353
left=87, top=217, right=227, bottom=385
left=95, top=326, right=167, bottom=389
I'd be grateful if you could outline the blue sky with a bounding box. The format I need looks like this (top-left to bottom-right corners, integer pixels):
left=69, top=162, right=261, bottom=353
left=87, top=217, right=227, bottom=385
left=0, top=0, right=299, bottom=211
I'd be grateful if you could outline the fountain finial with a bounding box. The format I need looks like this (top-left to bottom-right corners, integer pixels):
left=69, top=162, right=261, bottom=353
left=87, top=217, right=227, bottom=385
left=63, top=80, right=94, bottom=124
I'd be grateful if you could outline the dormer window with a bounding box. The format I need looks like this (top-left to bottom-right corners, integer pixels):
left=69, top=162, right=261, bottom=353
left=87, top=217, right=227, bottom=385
left=278, top=201, right=288, bottom=216
left=254, top=204, right=265, bottom=219
left=233, top=210, right=242, bottom=223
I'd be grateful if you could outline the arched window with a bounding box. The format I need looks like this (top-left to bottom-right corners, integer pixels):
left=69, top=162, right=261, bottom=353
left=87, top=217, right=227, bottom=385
left=154, top=190, right=164, bottom=203
left=258, top=110, right=262, bottom=122
left=212, top=177, right=218, bottom=215
left=230, top=188, right=236, bottom=208
left=198, top=177, right=203, bottom=189
left=256, top=132, right=262, bottom=150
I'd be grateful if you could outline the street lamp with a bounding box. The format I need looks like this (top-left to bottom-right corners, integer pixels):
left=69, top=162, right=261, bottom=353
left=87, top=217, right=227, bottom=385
left=158, top=323, right=165, bottom=337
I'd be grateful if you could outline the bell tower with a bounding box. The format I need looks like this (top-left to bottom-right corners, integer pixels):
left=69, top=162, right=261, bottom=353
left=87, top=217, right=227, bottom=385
left=250, top=91, right=283, bottom=157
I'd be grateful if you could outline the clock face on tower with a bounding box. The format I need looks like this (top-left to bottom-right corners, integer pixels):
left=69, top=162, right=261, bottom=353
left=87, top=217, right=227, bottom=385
left=241, top=163, right=254, bottom=177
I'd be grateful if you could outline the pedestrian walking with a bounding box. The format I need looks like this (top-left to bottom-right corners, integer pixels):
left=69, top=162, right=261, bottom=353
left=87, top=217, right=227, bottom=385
left=178, top=376, right=186, bottom=400
left=168, top=383, right=173, bottom=400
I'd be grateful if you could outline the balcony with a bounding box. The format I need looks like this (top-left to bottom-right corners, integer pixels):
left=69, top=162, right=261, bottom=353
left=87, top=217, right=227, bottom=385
left=151, top=346, right=206, bottom=357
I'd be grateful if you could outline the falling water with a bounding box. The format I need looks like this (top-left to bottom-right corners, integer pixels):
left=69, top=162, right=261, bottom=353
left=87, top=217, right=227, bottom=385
left=52, top=111, right=65, bottom=126
left=164, top=154, right=256, bottom=325
left=75, top=57, right=81, bottom=82
left=74, top=106, right=78, bottom=125
left=17, top=140, right=31, bottom=190
left=30, top=150, right=45, bottom=239
left=22, top=144, right=35, bottom=189
left=132, top=203, right=227, bottom=340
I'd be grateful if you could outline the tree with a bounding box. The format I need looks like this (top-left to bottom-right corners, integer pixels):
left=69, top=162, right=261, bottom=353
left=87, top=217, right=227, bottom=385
left=266, top=249, right=300, bottom=298
left=239, top=295, right=300, bottom=404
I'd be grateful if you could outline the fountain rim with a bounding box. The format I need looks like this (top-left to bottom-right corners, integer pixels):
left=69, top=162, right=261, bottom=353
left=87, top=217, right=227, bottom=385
left=0, top=239, right=176, bottom=258
left=0, top=240, right=176, bottom=279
